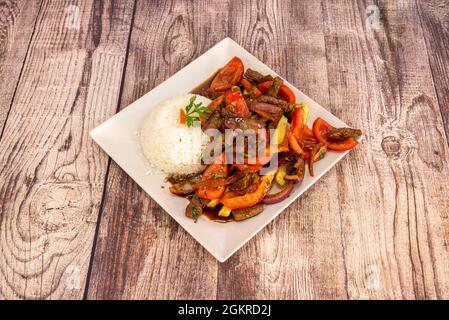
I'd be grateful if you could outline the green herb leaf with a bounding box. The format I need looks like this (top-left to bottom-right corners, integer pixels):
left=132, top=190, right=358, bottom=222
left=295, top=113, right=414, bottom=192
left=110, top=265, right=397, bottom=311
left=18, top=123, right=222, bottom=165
left=183, top=95, right=211, bottom=127
left=211, top=173, right=225, bottom=178
left=192, top=207, right=200, bottom=220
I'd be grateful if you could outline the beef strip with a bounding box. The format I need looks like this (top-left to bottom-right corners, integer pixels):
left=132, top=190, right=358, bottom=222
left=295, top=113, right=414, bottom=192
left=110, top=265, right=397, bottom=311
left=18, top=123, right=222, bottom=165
left=185, top=194, right=203, bottom=221
left=284, top=155, right=305, bottom=183
left=167, top=172, right=201, bottom=184
left=267, top=77, right=283, bottom=97
left=169, top=180, right=197, bottom=196
left=249, top=102, right=282, bottom=114
left=228, top=172, right=254, bottom=195
left=224, top=117, right=265, bottom=130
left=232, top=204, right=265, bottom=221
left=326, top=128, right=362, bottom=141
left=249, top=101, right=284, bottom=124
left=256, top=95, right=294, bottom=112
left=202, top=111, right=223, bottom=131
left=244, top=69, right=273, bottom=84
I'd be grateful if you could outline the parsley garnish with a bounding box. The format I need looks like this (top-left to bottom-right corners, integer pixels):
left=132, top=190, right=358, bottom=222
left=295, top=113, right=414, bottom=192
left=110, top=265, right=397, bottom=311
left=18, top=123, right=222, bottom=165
left=211, top=173, right=225, bottom=178
left=192, top=207, right=200, bottom=221
left=184, top=96, right=212, bottom=127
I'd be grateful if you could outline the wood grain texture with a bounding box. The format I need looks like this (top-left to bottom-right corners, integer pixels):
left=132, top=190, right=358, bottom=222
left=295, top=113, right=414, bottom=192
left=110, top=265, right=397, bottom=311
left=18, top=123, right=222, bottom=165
left=321, top=0, right=449, bottom=299
left=86, top=0, right=228, bottom=300
left=417, top=0, right=449, bottom=143
left=0, top=0, right=42, bottom=135
left=217, top=0, right=348, bottom=300
left=0, top=0, right=134, bottom=299
left=1, top=0, right=448, bottom=300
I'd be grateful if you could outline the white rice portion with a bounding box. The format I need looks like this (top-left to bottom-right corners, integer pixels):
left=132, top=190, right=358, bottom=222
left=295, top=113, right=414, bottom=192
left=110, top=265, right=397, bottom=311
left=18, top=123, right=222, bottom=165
left=140, top=94, right=211, bottom=175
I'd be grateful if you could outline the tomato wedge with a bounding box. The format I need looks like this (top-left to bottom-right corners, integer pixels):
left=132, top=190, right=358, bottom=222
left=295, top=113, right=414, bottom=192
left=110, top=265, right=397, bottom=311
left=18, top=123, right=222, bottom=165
left=256, top=80, right=296, bottom=103
left=256, top=81, right=273, bottom=93
left=209, top=57, right=244, bottom=92
left=312, top=117, right=358, bottom=152
left=278, top=85, right=296, bottom=103
left=225, top=89, right=251, bottom=117
left=197, top=161, right=228, bottom=200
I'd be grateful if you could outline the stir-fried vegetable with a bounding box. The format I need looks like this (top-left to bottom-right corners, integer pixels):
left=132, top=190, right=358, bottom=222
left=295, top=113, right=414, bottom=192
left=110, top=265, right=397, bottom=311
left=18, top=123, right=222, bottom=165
left=218, top=206, right=232, bottom=217
left=197, top=161, right=228, bottom=200
left=262, top=183, right=295, bottom=204
left=225, top=89, right=251, bottom=117
left=275, top=164, right=288, bottom=186
left=256, top=80, right=296, bottom=103
left=312, top=117, right=359, bottom=151
left=220, top=173, right=275, bottom=210
left=209, top=57, right=244, bottom=92
left=274, top=116, right=289, bottom=146
left=169, top=57, right=362, bottom=222
left=207, top=199, right=220, bottom=208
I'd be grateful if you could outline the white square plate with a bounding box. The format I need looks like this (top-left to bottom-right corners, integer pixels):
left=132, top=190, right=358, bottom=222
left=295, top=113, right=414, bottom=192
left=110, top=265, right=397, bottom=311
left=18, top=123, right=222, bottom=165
left=90, top=38, right=353, bottom=262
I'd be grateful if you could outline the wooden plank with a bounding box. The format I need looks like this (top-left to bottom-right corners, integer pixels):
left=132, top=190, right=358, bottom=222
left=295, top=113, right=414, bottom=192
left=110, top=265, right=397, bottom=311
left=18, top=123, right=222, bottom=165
left=0, top=0, right=42, bottom=136
left=417, top=0, right=449, bottom=143
left=86, top=0, right=229, bottom=300
left=0, top=0, right=134, bottom=299
left=217, top=0, right=348, bottom=299
left=321, top=0, right=449, bottom=299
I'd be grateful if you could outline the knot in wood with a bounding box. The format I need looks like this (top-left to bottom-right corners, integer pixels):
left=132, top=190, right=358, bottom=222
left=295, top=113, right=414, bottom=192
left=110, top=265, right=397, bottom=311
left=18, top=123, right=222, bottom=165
left=381, top=135, right=401, bottom=159
left=30, top=182, right=85, bottom=232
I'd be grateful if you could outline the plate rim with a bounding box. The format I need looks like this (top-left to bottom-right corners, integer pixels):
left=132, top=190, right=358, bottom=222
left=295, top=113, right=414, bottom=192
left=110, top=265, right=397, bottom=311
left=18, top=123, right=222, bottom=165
left=90, top=37, right=358, bottom=262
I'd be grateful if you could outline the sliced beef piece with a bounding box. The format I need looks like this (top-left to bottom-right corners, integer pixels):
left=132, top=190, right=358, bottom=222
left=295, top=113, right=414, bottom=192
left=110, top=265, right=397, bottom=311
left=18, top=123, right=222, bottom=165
left=169, top=181, right=197, bottom=196
left=277, top=152, right=298, bottom=166
left=249, top=102, right=282, bottom=114
left=249, top=102, right=284, bottom=124
left=267, top=77, right=283, bottom=97
left=202, top=111, right=223, bottom=131
left=220, top=104, right=239, bottom=118
left=257, top=95, right=294, bottom=112
left=244, top=69, right=273, bottom=84
left=167, top=172, right=201, bottom=185
left=326, top=128, right=362, bottom=141
left=284, top=155, right=305, bottom=183
left=228, top=172, right=254, bottom=195
left=224, top=117, right=265, bottom=130
left=185, top=194, right=203, bottom=221
left=232, top=204, right=265, bottom=221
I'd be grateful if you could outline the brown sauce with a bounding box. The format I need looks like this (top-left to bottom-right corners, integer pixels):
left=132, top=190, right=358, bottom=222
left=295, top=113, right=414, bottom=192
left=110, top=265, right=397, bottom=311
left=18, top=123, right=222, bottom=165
left=202, top=207, right=233, bottom=223
left=190, top=68, right=221, bottom=98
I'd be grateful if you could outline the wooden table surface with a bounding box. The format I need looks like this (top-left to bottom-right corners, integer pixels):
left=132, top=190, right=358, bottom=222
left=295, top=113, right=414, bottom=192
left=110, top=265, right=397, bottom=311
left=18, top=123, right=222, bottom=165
left=0, top=0, right=448, bottom=300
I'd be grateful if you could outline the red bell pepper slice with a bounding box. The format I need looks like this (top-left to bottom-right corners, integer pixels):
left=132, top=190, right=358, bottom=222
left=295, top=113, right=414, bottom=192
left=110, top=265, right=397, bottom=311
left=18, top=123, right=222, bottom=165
left=287, top=131, right=306, bottom=157
left=220, top=176, right=272, bottom=210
